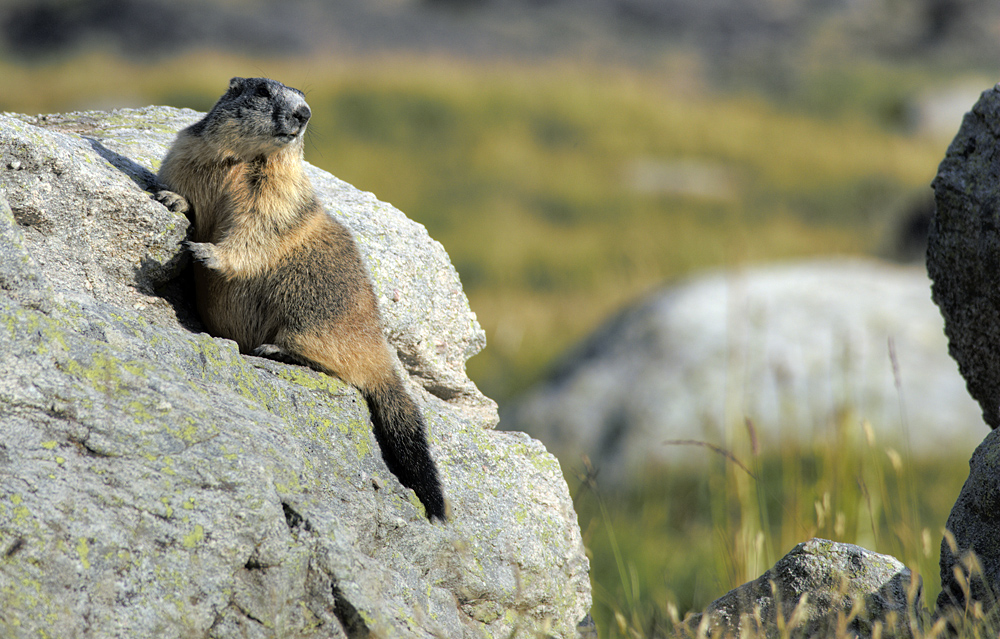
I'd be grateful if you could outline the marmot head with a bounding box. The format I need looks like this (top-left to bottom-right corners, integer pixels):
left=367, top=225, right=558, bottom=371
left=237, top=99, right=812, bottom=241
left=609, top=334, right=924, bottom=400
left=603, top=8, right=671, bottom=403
left=197, top=77, right=312, bottom=159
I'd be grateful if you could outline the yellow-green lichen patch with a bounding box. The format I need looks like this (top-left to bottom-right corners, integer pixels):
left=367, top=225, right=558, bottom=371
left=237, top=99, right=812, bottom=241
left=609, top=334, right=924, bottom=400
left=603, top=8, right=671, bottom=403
left=176, top=418, right=200, bottom=443
left=124, top=400, right=154, bottom=423
left=164, top=416, right=218, bottom=447
left=273, top=468, right=304, bottom=496
left=234, top=368, right=276, bottom=410
left=195, top=338, right=291, bottom=414
left=61, top=351, right=152, bottom=397
left=219, top=443, right=240, bottom=461
left=40, top=441, right=57, bottom=450
left=357, top=608, right=376, bottom=629
left=150, top=561, right=216, bottom=622
left=274, top=365, right=348, bottom=394
left=159, top=456, right=177, bottom=476
left=76, top=538, right=90, bottom=569
left=191, top=336, right=233, bottom=374
left=468, top=600, right=502, bottom=624
left=0, top=580, right=33, bottom=624
left=3, top=308, right=69, bottom=357
left=265, top=369, right=372, bottom=459
left=407, top=491, right=425, bottom=517
left=10, top=495, right=30, bottom=526
left=92, top=491, right=126, bottom=510
left=182, top=524, right=204, bottom=548
left=335, top=418, right=373, bottom=459
left=398, top=609, right=420, bottom=633
left=20, top=576, right=43, bottom=601
left=529, top=450, right=561, bottom=477
left=106, top=310, right=163, bottom=345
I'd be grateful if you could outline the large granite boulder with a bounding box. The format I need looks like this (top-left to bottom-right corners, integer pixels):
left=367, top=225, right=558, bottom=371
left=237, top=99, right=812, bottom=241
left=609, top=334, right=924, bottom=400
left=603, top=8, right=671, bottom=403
left=507, top=259, right=982, bottom=486
left=686, top=539, right=922, bottom=639
left=0, top=107, right=591, bottom=638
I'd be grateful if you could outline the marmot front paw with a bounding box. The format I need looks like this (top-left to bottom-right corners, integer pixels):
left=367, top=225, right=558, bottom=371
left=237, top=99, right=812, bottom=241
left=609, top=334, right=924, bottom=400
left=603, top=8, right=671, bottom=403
left=184, top=241, right=222, bottom=270
left=153, top=189, right=191, bottom=215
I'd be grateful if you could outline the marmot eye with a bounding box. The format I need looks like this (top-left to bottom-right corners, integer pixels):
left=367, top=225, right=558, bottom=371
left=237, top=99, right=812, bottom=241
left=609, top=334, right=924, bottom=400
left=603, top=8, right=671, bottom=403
left=255, top=85, right=271, bottom=99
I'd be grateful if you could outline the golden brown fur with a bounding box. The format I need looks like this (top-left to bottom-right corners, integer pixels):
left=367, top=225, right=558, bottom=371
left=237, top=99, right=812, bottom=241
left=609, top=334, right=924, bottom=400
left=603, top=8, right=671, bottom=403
left=155, top=77, right=447, bottom=521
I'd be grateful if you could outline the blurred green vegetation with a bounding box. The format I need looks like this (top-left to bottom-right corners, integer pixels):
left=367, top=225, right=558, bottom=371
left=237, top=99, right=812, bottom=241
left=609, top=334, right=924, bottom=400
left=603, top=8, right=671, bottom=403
left=0, top=52, right=950, bottom=405
left=0, top=52, right=979, bottom=637
left=572, top=412, right=969, bottom=636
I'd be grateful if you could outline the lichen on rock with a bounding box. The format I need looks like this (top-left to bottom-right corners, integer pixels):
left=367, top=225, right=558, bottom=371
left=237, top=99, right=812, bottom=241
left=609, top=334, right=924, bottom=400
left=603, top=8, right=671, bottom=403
left=0, top=107, right=590, bottom=638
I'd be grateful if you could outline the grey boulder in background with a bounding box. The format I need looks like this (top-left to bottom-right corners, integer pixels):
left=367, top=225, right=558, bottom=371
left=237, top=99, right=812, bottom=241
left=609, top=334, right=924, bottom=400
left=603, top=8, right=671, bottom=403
left=508, top=259, right=981, bottom=487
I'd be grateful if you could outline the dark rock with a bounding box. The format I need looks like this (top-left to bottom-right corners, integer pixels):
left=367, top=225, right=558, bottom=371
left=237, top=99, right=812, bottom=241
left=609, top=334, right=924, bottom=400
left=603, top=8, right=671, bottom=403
left=927, top=83, right=1000, bottom=430
left=936, top=426, right=1000, bottom=622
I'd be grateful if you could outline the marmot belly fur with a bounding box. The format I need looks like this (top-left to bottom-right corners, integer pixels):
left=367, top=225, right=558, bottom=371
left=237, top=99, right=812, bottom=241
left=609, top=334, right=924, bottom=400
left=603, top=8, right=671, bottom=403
left=154, top=77, right=446, bottom=521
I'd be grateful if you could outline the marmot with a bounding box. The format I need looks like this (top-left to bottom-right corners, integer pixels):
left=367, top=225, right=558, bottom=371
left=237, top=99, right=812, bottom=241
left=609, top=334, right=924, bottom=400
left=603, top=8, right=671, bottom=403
left=154, top=77, right=447, bottom=521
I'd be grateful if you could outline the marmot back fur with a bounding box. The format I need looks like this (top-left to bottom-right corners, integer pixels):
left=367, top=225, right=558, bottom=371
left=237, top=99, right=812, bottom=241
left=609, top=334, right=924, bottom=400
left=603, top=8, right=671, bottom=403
left=155, top=77, right=447, bottom=521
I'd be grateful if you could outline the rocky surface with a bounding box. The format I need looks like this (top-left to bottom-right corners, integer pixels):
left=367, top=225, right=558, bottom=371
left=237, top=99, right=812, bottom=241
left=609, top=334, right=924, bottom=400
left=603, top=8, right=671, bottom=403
left=937, top=412, right=1000, bottom=622
left=686, top=539, right=922, bottom=638
left=927, top=80, right=1000, bottom=633
left=928, top=83, right=1000, bottom=431
left=0, top=107, right=591, bottom=638
left=507, top=259, right=982, bottom=486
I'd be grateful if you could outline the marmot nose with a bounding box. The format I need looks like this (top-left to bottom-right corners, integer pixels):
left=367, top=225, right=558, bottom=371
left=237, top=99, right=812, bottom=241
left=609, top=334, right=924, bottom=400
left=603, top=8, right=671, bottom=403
left=293, top=105, right=311, bottom=125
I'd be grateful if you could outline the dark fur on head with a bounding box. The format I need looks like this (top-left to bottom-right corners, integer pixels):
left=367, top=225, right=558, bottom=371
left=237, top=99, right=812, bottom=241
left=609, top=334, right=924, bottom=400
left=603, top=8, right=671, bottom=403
left=189, top=77, right=312, bottom=159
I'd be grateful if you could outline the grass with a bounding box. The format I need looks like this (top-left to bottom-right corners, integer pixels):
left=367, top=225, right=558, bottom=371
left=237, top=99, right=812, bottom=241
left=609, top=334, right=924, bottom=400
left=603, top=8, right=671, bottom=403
left=0, top=51, right=950, bottom=403
left=0, top=51, right=984, bottom=637
left=571, top=411, right=972, bottom=638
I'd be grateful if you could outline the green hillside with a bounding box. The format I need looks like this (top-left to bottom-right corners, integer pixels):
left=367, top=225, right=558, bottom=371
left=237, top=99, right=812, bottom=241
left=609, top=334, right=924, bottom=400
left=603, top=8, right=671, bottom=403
left=2, top=52, right=948, bottom=403
left=0, top=52, right=977, bottom=636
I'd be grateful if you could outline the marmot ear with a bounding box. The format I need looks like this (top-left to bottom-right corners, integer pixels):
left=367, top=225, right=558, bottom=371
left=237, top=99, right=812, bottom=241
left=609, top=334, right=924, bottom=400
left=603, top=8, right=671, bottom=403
left=228, top=77, right=245, bottom=91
